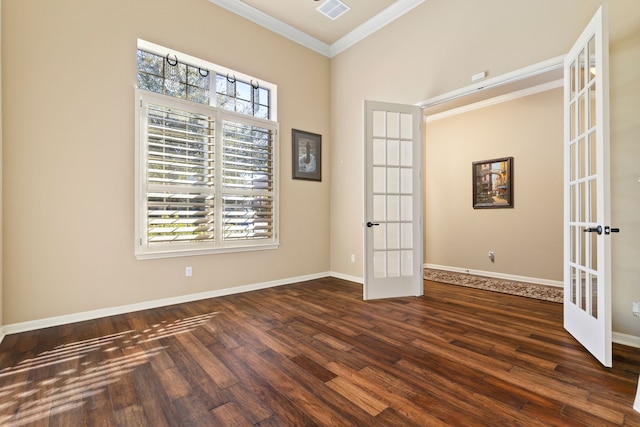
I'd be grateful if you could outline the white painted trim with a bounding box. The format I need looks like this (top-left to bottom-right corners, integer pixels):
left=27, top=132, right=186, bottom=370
left=5, top=269, right=638, bottom=356
left=425, top=79, right=563, bottom=123
left=612, top=331, right=640, bottom=349
left=329, top=271, right=364, bottom=285
left=424, top=263, right=563, bottom=288
left=207, top=0, right=331, bottom=57
left=3, top=272, right=331, bottom=336
left=635, top=376, right=640, bottom=413
left=418, top=55, right=565, bottom=109
left=330, top=0, right=426, bottom=57
left=207, top=0, right=425, bottom=58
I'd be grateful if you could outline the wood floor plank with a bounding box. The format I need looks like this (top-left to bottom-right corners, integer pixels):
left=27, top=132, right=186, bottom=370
left=290, top=354, right=337, bottom=383
left=113, top=404, right=148, bottom=427
left=222, top=383, right=274, bottom=425
left=325, top=376, right=388, bottom=416
left=174, top=331, right=238, bottom=388
left=326, top=361, right=447, bottom=426
left=259, top=348, right=380, bottom=426
left=156, top=366, right=191, bottom=400
left=212, top=345, right=323, bottom=426
left=1, top=278, right=639, bottom=426
left=237, top=346, right=368, bottom=426
left=209, top=401, right=254, bottom=427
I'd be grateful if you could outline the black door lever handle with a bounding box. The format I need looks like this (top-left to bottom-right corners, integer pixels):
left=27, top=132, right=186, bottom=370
left=366, top=221, right=380, bottom=228
left=583, top=226, right=602, bottom=235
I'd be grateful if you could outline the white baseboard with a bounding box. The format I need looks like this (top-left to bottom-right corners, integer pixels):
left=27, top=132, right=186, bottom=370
left=4, top=269, right=638, bottom=352
left=329, top=271, right=363, bottom=285
left=613, top=332, right=640, bottom=349
left=424, top=263, right=563, bottom=288
left=2, top=271, right=332, bottom=337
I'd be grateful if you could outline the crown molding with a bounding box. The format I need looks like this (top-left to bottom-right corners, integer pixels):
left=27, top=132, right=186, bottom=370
left=208, top=0, right=426, bottom=58
left=331, top=0, right=426, bottom=57
left=208, top=0, right=331, bottom=56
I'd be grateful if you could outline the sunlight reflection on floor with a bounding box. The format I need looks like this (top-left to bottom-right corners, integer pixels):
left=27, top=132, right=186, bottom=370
left=0, top=312, right=217, bottom=426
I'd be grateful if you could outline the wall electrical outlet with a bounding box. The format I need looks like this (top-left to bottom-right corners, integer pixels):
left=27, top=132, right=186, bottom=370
left=185, top=266, right=193, bottom=277
left=351, top=254, right=356, bottom=263
left=633, top=301, right=640, bottom=318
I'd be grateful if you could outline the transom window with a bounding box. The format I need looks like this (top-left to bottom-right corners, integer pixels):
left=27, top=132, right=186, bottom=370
left=135, top=41, right=278, bottom=259
left=137, top=50, right=211, bottom=105
left=136, top=40, right=274, bottom=121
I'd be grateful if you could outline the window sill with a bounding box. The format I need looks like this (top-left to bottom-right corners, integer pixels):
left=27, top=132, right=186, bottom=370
left=135, top=243, right=279, bottom=260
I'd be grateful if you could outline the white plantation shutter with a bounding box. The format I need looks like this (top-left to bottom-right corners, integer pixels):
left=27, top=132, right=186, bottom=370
left=146, top=102, right=216, bottom=244
left=222, top=120, right=274, bottom=241
left=136, top=91, right=278, bottom=258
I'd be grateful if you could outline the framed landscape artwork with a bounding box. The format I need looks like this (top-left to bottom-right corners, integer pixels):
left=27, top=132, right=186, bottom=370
left=472, top=157, right=513, bottom=209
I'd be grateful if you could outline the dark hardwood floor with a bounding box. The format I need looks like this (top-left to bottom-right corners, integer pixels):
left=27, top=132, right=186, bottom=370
left=1, top=278, right=639, bottom=426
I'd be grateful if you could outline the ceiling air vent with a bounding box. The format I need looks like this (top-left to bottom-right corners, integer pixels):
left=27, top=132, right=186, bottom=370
left=316, top=0, right=350, bottom=21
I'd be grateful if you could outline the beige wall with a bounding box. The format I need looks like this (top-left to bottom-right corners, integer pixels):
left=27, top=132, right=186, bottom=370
left=0, top=1, right=3, bottom=332
left=330, top=0, right=640, bottom=337
left=425, top=88, right=563, bottom=281
left=610, top=28, right=640, bottom=336
left=2, top=0, right=331, bottom=324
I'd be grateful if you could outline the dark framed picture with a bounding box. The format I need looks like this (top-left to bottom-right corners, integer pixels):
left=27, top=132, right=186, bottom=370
left=292, top=129, right=321, bottom=181
left=472, top=157, right=513, bottom=209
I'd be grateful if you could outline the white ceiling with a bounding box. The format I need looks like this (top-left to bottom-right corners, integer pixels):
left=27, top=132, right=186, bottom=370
left=208, top=0, right=425, bottom=57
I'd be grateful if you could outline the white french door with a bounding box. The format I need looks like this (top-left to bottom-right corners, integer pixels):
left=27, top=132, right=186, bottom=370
left=564, top=6, right=615, bottom=367
left=363, top=101, right=423, bottom=300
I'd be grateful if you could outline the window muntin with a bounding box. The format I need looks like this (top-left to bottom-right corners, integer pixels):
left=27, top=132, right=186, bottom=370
left=137, top=47, right=271, bottom=120
left=215, top=74, right=271, bottom=119
left=137, top=50, right=211, bottom=105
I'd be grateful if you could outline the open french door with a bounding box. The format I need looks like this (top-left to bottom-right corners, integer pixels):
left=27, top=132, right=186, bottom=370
left=363, top=101, right=423, bottom=300
left=564, top=6, right=614, bottom=367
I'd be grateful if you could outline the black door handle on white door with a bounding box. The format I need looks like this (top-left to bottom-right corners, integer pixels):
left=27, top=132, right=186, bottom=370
left=366, top=222, right=380, bottom=228
left=583, top=226, right=603, bottom=235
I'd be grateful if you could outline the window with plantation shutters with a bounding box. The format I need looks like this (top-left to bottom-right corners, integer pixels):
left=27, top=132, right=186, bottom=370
left=222, top=120, right=275, bottom=241
left=146, top=102, right=215, bottom=244
left=136, top=91, right=278, bottom=259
